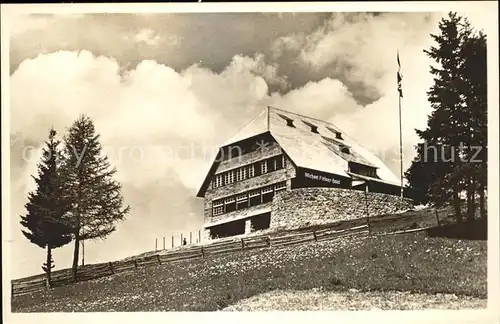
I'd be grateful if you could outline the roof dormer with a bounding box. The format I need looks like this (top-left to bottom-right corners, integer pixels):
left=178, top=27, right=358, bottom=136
left=340, top=145, right=350, bottom=154
left=302, top=120, right=319, bottom=134
left=326, top=126, right=343, bottom=140
left=277, top=113, right=295, bottom=128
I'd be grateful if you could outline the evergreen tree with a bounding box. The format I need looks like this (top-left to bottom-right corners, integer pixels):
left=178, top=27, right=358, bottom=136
left=61, top=114, right=130, bottom=281
left=460, top=27, right=487, bottom=220
left=406, top=12, right=487, bottom=223
left=423, top=12, right=469, bottom=223
left=405, top=142, right=440, bottom=205
left=20, top=128, right=73, bottom=289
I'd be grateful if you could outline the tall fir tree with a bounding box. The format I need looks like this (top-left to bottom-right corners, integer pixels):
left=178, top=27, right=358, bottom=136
left=406, top=12, right=487, bottom=223
left=61, top=114, right=130, bottom=281
left=20, top=128, right=73, bottom=289
left=426, top=12, right=470, bottom=223
left=460, top=26, right=487, bottom=220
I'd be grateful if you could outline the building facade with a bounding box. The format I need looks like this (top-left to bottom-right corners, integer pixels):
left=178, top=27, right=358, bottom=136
left=196, top=107, right=406, bottom=240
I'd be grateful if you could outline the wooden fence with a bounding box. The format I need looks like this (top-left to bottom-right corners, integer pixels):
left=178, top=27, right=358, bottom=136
left=10, top=222, right=428, bottom=297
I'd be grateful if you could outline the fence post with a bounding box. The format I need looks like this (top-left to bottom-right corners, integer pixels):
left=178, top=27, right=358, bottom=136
left=313, top=230, right=317, bottom=241
left=435, top=207, right=441, bottom=226
left=163, top=237, right=166, bottom=250
left=134, top=260, right=138, bottom=268
left=109, top=262, right=114, bottom=274
left=266, top=236, right=271, bottom=247
left=157, top=254, right=161, bottom=265
left=365, top=189, right=371, bottom=236
left=172, top=235, right=174, bottom=248
left=201, top=246, right=205, bottom=258
left=241, top=238, right=245, bottom=251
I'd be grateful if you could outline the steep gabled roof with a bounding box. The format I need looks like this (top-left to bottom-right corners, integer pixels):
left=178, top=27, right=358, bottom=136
left=222, top=109, right=268, bottom=146
left=196, top=106, right=400, bottom=197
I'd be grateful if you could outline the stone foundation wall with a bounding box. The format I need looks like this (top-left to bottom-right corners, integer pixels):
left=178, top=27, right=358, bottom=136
left=270, top=187, right=413, bottom=230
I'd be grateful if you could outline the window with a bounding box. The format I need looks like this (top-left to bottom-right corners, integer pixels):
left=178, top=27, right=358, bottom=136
left=224, top=171, right=235, bottom=185
left=326, top=126, right=343, bottom=140
left=212, top=182, right=290, bottom=216
left=225, top=197, right=236, bottom=213
left=269, top=155, right=281, bottom=171
left=267, top=157, right=276, bottom=172
left=262, top=186, right=274, bottom=194
left=248, top=164, right=255, bottom=178
left=212, top=156, right=288, bottom=189
left=303, top=120, right=319, bottom=134
left=249, top=190, right=261, bottom=206
left=340, top=145, right=350, bottom=154
left=262, top=186, right=274, bottom=203
left=275, top=182, right=287, bottom=192
left=277, top=113, right=295, bottom=127
left=349, top=162, right=378, bottom=178
left=236, top=193, right=248, bottom=209
left=236, top=168, right=247, bottom=181
left=249, top=190, right=261, bottom=198
left=213, top=174, right=223, bottom=188
left=261, top=160, right=268, bottom=174
left=213, top=201, right=224, bottom=216
left=213, top=206, right=224, bottom=216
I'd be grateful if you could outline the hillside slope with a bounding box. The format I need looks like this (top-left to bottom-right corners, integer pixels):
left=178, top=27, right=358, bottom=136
left=11, top=221, right=487, bottom=312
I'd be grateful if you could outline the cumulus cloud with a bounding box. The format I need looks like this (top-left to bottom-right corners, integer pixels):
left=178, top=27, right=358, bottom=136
left=269, top=78, right=360, bottom=118
left=273, top=13, right=442, bottom=94
left=227, top=54, right=289, bottom=90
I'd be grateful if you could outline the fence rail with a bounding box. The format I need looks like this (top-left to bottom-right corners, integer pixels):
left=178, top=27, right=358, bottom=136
left=10, top=220, right=431, bottom=297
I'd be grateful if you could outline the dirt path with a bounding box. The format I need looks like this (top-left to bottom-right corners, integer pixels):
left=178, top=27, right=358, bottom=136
left=223, top=289, right=486, bottom=311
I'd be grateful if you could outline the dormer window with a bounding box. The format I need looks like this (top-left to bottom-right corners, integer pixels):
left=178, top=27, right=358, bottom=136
left=302, top=120, right=319, bottom=134
left=340, top=145, right=350, bottom=154
left=326, top=126, right=343, bottom=140
left=277, top=113, right=295, bottom=127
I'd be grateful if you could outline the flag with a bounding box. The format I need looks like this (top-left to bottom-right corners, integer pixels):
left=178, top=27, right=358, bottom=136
left=397, top=51, right=403, bottom=98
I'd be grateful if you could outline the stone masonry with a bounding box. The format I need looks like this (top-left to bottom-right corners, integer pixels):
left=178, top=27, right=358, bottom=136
left=271, top=187, right=413, bottom=230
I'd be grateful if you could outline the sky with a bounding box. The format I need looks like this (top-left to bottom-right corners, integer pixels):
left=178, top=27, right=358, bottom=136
left=4, top=6, right=495, bottom=279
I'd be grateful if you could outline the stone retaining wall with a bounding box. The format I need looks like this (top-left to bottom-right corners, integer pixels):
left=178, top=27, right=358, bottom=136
left=271, top=187, right=413, bottom=230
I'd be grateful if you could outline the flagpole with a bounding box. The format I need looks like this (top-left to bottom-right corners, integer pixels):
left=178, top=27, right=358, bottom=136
left=398, top=94, right=403, bottom=199
left=397, top=50, right=404, bottom=200
left=267, top=106, right=270, bottom=131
